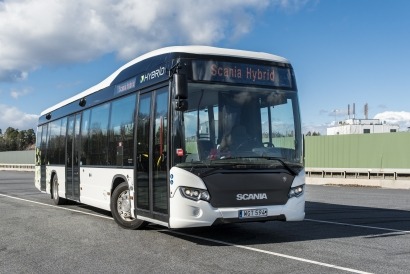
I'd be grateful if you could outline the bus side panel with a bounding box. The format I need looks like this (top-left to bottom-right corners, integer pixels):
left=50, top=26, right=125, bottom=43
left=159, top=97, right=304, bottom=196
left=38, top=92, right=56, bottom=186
left=79, top=167, right=134, bottom=212
left=34, top=166, right=41, bottom=191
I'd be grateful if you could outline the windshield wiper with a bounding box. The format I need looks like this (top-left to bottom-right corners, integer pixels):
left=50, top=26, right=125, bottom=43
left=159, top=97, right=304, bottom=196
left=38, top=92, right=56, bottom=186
left=217, top=156, right=299, bottom=176
left=266, top=157, right=299, bottom=176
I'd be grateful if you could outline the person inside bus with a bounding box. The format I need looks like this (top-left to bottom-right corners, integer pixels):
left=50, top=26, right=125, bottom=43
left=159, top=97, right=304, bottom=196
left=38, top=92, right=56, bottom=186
left=218, top=124, right=254, bottom=154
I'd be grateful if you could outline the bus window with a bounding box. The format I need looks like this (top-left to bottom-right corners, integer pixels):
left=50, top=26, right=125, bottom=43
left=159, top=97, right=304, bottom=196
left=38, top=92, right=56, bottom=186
left=108, top=94, right=136, bottom=167
left=260, top=97, right=296, bottom=161
left=88, top=103, right=110, bottom=165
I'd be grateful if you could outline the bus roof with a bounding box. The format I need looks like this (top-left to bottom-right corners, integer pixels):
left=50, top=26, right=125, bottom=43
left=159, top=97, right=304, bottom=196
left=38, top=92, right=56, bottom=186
left=41, top=46, right=289, bottom=116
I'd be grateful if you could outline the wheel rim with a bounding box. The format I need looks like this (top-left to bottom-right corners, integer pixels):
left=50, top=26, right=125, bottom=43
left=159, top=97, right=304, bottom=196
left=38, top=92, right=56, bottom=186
left=117, top=190, right=132, bottom=221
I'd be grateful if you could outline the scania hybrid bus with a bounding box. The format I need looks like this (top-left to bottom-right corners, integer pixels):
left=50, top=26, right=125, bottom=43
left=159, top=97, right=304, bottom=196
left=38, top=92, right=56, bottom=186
left=35, top=46, right=305, bottom=229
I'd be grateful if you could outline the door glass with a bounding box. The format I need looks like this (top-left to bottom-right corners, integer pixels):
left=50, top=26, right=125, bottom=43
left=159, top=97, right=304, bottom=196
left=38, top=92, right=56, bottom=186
left=80, top=110, right=90, bottom=166
left=59, top=118, right=67, bottom=165
left=66, top=116, right=75, bottom=197
left=136, top=93, right=151, bottom=210
left=153, top=89, right=168, bottom=214
left=35, top=126, right=42, bottom=166
left=73, top=114, right=81, bottom=198
left=40, top=124, right=48, bottom=191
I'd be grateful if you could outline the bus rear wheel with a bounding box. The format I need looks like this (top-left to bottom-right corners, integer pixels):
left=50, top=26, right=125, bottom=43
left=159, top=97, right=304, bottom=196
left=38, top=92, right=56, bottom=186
left=52, top=175, right=66, bottom=205
left=110, top=182, right=147, bottom=230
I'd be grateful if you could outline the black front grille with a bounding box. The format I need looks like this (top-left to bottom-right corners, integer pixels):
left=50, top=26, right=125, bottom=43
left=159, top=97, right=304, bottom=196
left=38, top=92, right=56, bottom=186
left=202, top=170, right=294, bottom=208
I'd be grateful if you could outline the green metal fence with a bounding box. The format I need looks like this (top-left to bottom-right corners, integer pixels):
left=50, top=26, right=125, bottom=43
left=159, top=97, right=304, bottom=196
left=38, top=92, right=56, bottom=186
left=2, top=133, right=410, bottom=171
left=304, top=132, right=410, bottom=169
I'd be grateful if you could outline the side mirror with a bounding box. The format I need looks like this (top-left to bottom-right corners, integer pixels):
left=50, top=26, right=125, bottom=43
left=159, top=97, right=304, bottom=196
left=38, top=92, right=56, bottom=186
left=173, top=73, right=188, bottom=111
left=175, top=99, right=188, bottom=112
left=174, top=73, right=188, bottom=99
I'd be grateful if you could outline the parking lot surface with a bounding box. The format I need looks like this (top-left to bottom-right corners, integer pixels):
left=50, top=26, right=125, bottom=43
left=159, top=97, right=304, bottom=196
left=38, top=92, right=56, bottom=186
left=1, top=171, right=409, bottom=273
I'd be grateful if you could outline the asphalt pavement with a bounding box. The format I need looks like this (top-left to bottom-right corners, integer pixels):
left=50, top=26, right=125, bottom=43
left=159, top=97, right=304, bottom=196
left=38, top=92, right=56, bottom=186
left=1, top=170, right=409, bottom=274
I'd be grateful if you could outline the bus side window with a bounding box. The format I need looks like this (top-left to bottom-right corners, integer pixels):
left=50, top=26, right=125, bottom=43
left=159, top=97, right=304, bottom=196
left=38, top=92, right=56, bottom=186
left=108, top=94, right=136, bottom=167
left=81, top=110, right=91, bottom=166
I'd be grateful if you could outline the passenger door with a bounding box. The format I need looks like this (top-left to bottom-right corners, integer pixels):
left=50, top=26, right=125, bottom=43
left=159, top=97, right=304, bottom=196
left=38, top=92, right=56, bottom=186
left=135, top=87, right=169, bottom=223
left=66, top=114, right=81, bottom=201
left=38, top=124, right=48, bottom=192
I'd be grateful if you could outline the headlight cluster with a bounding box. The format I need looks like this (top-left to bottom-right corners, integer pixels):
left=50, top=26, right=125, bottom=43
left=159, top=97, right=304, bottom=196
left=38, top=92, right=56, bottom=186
left=180, top=187, right=211, bottom=202
left=288, top=185, right=304, bottom=198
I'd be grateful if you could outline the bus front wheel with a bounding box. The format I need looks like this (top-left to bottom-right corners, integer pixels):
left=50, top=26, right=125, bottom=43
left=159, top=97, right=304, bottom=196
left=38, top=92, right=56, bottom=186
left=110, top=182, right=147, bottom=230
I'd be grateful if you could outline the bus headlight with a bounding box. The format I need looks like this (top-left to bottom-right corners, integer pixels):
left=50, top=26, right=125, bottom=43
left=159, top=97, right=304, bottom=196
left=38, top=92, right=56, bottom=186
left=180, top=187, right=211, bottom=202
left=288, top=185, right=304, bottom=198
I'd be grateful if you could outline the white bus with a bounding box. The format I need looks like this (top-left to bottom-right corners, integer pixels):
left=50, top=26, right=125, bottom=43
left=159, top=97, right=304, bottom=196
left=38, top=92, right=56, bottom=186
left=35, top=46, right=305, bottom=229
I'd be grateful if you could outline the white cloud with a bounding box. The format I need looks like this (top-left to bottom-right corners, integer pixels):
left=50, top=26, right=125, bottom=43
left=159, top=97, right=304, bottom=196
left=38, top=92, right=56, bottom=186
left=275, top=0, right=313, bottom=12
left=302, top=123, right=328, bottom=135
left=374, top=111, right=410, bottom=130
left=0, top=0, right=310, bottom=82
left=10, top=88, right=31, bottom=99
left=0, top=104, right=39, bottom=130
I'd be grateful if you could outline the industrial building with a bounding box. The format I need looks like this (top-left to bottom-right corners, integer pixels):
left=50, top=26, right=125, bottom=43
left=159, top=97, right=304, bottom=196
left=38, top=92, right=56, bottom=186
left=327, top=118, right=399, bottom=135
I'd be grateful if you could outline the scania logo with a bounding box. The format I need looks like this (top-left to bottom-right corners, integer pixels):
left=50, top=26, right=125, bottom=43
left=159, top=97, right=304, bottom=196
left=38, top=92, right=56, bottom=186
left=236, top=193, right=268, bottom=200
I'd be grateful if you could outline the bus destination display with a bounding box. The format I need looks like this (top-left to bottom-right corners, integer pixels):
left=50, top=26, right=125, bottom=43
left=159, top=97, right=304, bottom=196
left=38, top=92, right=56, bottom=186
left=192, top=60, right=292, bottom=88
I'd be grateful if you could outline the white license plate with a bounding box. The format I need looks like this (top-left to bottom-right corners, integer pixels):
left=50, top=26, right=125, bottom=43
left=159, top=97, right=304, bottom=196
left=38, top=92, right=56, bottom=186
left=239, top=208, right=268, bottom=219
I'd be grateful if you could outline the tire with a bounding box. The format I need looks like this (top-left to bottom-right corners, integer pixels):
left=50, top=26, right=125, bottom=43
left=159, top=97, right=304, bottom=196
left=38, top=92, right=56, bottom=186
left=110, top=182, right=147, bottom=229
left=52, top=174, right=66, bottom=205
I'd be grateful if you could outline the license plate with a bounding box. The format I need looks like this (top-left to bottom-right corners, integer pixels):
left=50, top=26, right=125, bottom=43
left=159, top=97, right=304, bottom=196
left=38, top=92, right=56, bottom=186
left=239, top=208, right=268, bottom=219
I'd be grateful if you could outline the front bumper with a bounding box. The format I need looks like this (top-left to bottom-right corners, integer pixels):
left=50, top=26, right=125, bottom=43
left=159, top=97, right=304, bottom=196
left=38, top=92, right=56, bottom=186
left=168, top=189, right=305, bottom=228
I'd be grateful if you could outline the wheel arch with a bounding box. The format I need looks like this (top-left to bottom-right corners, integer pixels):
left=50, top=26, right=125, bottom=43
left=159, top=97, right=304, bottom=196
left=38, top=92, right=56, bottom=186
left=111, top=174, right=128, bottom=196
left=50, top=170, right=58, bottom=199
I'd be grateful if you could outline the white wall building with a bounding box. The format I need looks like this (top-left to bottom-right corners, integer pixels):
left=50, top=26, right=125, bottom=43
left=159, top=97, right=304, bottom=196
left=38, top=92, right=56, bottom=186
left=327, top=118, right=399, bottom=135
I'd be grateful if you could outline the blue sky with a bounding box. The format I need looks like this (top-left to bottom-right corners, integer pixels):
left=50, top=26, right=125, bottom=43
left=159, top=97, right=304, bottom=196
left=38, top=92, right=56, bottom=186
left=1, top=0, right=409, bottom=134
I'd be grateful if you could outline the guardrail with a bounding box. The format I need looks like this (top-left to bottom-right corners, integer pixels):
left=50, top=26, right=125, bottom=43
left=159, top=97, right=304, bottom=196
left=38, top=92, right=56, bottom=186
left=306, top=168, right=410, bottom=189
left=0, top=164, right=35, bottom=171
left=2, top=164, right=409, bottom=189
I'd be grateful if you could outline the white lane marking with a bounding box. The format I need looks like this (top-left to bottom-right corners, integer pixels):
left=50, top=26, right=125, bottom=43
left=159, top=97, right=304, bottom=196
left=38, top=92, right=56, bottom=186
left=305, top=218, right=410, bottom=234
left=0, top=193, right=113, bottom=220
left=166, top=230, right=373, bottom=274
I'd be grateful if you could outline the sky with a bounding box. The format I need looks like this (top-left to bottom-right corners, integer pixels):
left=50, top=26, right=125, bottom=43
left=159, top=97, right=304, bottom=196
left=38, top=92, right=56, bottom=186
left=0, top=0, right=410, bottom=134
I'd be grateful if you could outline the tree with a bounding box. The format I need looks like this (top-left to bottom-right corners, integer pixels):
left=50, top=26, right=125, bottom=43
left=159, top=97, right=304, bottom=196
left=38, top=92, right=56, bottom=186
left=17, top=130, right=27, bottom=150
left=26, top=129, right=36, bottom=148
left=305, top=131, right=321, bottom=137
left=4, top=127, right=18, bottom=151
left=0, top=134, right=4, bottom=151
left=0, top=127, right=36, bottom=151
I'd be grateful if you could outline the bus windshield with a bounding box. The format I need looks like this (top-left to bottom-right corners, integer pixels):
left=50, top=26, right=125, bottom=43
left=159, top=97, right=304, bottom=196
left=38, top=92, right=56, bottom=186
left=176, top=83, right=302, bottom=172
